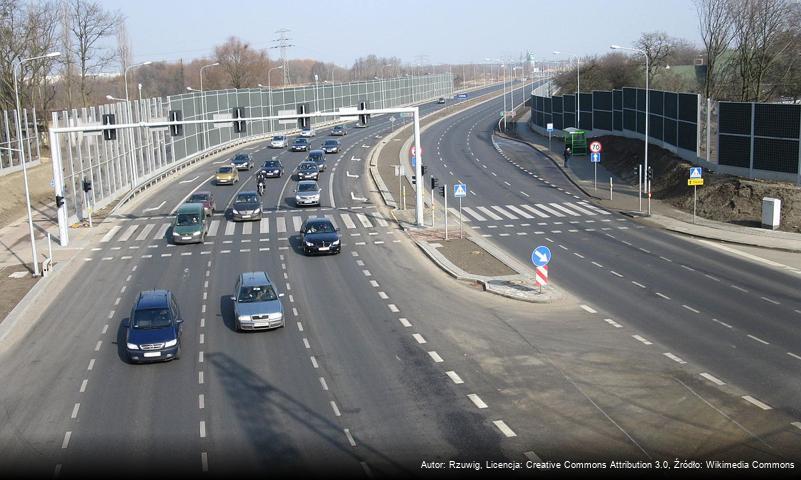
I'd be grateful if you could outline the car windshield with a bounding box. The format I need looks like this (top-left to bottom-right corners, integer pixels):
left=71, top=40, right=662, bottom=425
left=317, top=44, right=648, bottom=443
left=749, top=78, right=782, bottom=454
left=299, top=163, right=315, bottom=171
left=324, top=141, right=336, bottom=146
left=238, top=285, right=277, bottom=303
left=298, top=183, right=318, bottom=192
left=272, top=136, right=283, bottom=141
left=305, top=222, right=335, bottom=234
left=265, top=161, right=279, bottom=168
left=236, top=193, right=258, bottom=203
left=218, top=167, right=233, bottom=173
left=132, top=308, right=172, bottom=329
left=233, top=154, right=248, bottom=162
left=311, top=154, right=323, bottom=161
left=175, top=213, right=200, bottom=226
left=188, top=194, right=208, bottom=203
left=295, top=138, right=307, bottom=143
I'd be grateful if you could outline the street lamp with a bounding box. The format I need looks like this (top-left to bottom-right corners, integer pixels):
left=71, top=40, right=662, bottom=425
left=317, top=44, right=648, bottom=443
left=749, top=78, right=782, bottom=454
left=14, top=51, right=60, bottom=277
left=314, top=74, right=320, bottom=126
left=611, top=44, right=651, bottom=214
left=381, top=64, right=395, bottom=109
left=122, top=61, right=152, bottom=189
left=260, top=64, right=284, bottom=133
left=198, top=62, right=220, bottom=150
left=553, top=51, right=581, bottom=129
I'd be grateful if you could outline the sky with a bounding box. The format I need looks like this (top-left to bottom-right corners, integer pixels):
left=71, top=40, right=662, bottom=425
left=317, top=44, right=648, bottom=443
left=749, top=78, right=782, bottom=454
left=99, top=0, right=701, bottom=67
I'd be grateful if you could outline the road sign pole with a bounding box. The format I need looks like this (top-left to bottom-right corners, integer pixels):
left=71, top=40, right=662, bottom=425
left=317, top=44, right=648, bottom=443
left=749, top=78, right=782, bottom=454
left=431, top=188, right=434, bottom=228
left=647, top=180, right=651, bottom=215
left=638, top=164, right=642, bottom=213
left=459, top=197, right=463, bottom=239
left=594, top=163, right=597, bottom=191
left=693, top=185, right=697, bottom=224
left=609, top=177, right=613, bottom=200
left=548, top=130, right=552, bottom=152
left=444, top=184, right=448, bottom=240
left=414, top=108, right=423, bottom=226
left=398, top=165, right=402, bottom=208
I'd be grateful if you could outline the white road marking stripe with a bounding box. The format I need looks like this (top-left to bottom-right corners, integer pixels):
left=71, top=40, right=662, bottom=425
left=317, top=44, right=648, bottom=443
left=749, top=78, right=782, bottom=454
left=344, top=428, right=356, bottom=446
left=747, top=334, right=769, bottom=345
left=369, top=280, right=379, bottom=287
left=563, top=202, right=597, bottom=215
left=711, top=318, right=732, bottom=328
left=604, top=318, right=623, bottom=328
left=134, top=223, right=155, bottom=241
left=292, top=216, right=303, bottom=232
left=259, top=217, right=270, bottom=234
left=198, top=371, right=204, bottom=384
left=242, top=221, right=253, bottom=235
left=504, top=205, right=534, bottom=219
left=573, top=252, right=584, bottom=258
left=339, top=213, right=357, bottom=229
left=578, top=201, right=611, bottom=214
left=742, top=395, right=772, bottom=410
left=61, top=431, right=71, bottom=449
left=664, top=352, right=687, bottom=364
left=656, top=292, right=671, bottom=300
left=493, top=420, right=517, bottom=437
left=534, top=203, right=564, bottom=217
left=632, top=281, right=646, bottom=288
left=330, top=401, right=341, bottom=416
left=446, top=371, right=464, bottom=384
left=201, top=452, right=208, bottom=472
left=428, top=351, right=443, bottom=363
left=117, top=224, right=139, bottom=242
left=548, top=203, right=581, bottom=216
left=580, top=305, right=597, bottom=314
left=787, top=352, right=801, bottom=361
left=87, top=359, right=95, bottom=371
left=378, top=291, right=388, bottom=299
left=792, top=422, right=801, bottom=431
left=760, top=296, right=779, bottom=305
left=399, top=318, right=411, bottom=327
left=100, top=226, right=121, bottom=242
left=610, top=271, right=623, bottom=277
left=412, top=333, right=426, bottom=344
left=310, top=356, right=318, bottom=368
left=490, top=205, right=518, bottom=220
left=520, top=204, right=550, bottom=218
left=199, top=421, right=206, bottom=438
left=153, top=223, right=170, bottom=240
left=467, top=394, right=488, bottom=409
left=591, top=261, right=604, bottom=268
left=682, top=305, right=700, bottom=313
left=461, top=207, right=487, bottom=221
left=731, top=285, right=749, bottom=293
left=207, top=220, right=220, bottom=236
left=71, top=403, right=80, bottom=419
left=704, top=274, right=720, bottom=282
left=632, top=335, right=652, bottom=345
left=374, top=214, right=389, bottom=227
left=477, top=206, right=503, bottom=220
left=356, top=213, right=373, bottom=228
left=276, top=217, right=286, bottom=233
left=700, top=373, right=726, bottom=385
left=388, top=303, right=399, bottom=312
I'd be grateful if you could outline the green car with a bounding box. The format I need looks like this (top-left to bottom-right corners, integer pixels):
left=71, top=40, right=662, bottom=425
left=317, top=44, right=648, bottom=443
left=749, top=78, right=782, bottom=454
left=172, top=203, right=209, bottom=244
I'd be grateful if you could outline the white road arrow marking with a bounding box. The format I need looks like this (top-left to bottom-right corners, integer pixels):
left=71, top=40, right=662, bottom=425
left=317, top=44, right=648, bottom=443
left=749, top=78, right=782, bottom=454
left=351, top=192, right=367, bottom=202
left=179, top=176, right=199, bottom=184
left=351, top=156, right=361, bottom=161
left=143, top=201, right=166, bottom=212
left=346, top=171, right=359, bottom=178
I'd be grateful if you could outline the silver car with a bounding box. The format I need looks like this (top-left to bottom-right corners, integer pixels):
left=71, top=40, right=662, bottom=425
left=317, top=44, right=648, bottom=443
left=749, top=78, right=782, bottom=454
left=295, top=180, right=321, bottom=207
left=270, top=135, right=288, bottom=148
left=232, top=272, right=284, bottom=331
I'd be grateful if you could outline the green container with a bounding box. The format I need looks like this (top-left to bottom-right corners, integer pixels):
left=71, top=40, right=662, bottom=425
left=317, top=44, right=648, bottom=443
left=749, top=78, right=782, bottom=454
left=563, top=128, right=587, bottom=156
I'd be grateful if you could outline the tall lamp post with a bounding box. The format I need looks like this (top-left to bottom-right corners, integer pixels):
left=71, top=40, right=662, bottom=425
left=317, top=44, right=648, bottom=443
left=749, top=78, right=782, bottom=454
left=611, top=44, right=650, bottom=214
left=552, top=51, right=580, bottom=128
left=259, top=64, right=284, bottom=134
left=123, top=61, right=152, bottom=187
left=14, top=51, right=61, bottom=277
left=382, top=64, right=395, bottom=109
left=198, top=62, right=219, bottom=150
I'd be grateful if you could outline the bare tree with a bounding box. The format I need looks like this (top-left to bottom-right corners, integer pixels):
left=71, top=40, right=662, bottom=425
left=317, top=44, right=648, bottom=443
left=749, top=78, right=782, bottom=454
left=65, top=0, right=122, bottom=107
left=635, top=31, right=674, bottom=81
left=214, top=36, right=269, bottom=89
left=116, top=19, right=132, bottom=76
left=695, top=0, right=736, bottom=98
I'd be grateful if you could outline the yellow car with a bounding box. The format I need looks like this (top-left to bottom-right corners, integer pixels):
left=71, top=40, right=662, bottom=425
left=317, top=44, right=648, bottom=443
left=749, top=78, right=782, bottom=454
left=215, top=166, right=239, bottom=185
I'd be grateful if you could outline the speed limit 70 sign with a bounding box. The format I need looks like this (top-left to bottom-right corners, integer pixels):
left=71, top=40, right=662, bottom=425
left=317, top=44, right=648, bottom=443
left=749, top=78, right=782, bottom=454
left=589, top=141, right=602, bottom=153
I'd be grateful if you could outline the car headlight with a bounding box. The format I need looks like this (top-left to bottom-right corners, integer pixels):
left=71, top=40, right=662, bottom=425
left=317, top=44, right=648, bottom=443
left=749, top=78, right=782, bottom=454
left=164, top=339, right=178, bottom=347
left=332, top=239, right=340, bottom=245
left=238, top=315, right=251, bottom=322
left=305, top=241, right=314, bottom=246
left=232, top=208, right=239, bottom=214
left=270, top=312, right=283, bottom=320
left=126, top=343, right=138, bottom=350
left=192, top=231, right=201, bottom=236
left=254, top=207, right=261, bottom=213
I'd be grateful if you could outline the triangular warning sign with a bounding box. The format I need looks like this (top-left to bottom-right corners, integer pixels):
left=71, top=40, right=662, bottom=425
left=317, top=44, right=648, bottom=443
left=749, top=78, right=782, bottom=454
left=454, top=184, right=466, bottom=196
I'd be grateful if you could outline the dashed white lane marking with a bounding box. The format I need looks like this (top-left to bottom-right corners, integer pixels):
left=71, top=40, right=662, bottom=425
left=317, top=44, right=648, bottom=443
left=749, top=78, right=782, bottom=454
left=79, top=379, right=88, bottom=393
left=659, top=256, right=672, bottom=262
left=388, top=304, right=399, bottom=313
left=87, top=359, right=95, bottom=371
left=712, top=318, right=733, bottom=328
left=493, top=420, right=517, bottom=437
left=682, top=305, right=700, bottom=313
left=573, top=253, right=584, bottom=258
left=731, top=285, right=749, bottom=293
left=704, top=274, right=720, bottom=282
left=201, top=452, right=208, bottom=472
left=320, top=377, right=329, bottom=391
left=591, top=261, right=604, bottom=268
left=446, top=371, right=464, bottom=384
left=792, top=421, right=801, bottom=431
left=61, top=431, right=71, bottom=449
left=369, top=280, right=379, bottom=287
left=378, top=291, right=389, bottom=299
left=199, top=394, right=205, bottom=409
left=344, top=428, right=357, bottom=447
left=54, top=464, right=61, bottom=477
left=604, top=318, right=623, bottom=328
left=310, top=356, right=318, bottom=368
left=580, top=305, right=597, bottom=314
left=524, top=451, right=544, bottom=465
left=788, top=352, right=801, bottom=361
left=700, top=373, right=726, bottom=386
left=428, top=351, right=444, bottom=363
left=362, top=269, right=372, bottom=277
left=330, top=401, right=341, bottom=417
left=412, top=333, right=426, bottom=344
left=303, top=338, right=311, bottom=349
left=198, top=371, right=204, bottom=384
left=760, top=296, right=780, bottom=305
left=199, top=421, right=207, bottom=438
left=631, top=281, right=646, bottom=288
left=681, top=265, right=695, bottom=271
left=632, top=335, right=652, bottom=345
left=610, top=271, right=623, bottom=278
left=399, top=318, right=412, bottom=327
left=361, top=461, right=374, bottom=478
left=747, top=334, right=770, bottom=345
left=663, top=352, right=687, bottom=364
left=742, top=395, right=772, bottom=410
left=71, top=403, right=80, bottom=419
left=467, top=394, right=488, bottom=409
left=656, top=292, right=671, bottom=300
left=297, top=322, right=304, bottom=332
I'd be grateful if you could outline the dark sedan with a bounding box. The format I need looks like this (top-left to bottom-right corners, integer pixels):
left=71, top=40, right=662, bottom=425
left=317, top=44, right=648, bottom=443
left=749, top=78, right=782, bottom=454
left=296, top=161, right=320, bottom=181
left=125, top=290, right=183, bottom=363
left=301, top=217, right=341, bottom=255
left=331, top=125, right=347, bottom=136
left=231, top=191, right=262, bottom=221
left=231, top=153, right=254, bottom=170
left=261, top=160, right=284, bottom=178
left=322, top=139, right=340, bottom=154
left=291, top=138, right=310, bottom=152
left=186, top=191, right=215, bottom=215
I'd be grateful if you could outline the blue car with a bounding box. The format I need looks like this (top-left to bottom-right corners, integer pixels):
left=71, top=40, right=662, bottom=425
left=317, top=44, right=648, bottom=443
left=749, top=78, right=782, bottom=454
left=125, top=290, right=183, bottom=363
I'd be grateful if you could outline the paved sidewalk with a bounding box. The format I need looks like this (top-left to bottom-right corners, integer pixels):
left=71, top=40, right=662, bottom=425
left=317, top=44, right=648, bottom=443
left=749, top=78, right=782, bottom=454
left=502, top=112, right=801, bottom=252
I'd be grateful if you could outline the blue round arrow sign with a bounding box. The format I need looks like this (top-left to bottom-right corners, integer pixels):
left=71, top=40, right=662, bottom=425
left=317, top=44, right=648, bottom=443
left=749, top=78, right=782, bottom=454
left=531, top=246, right=551, bottom=267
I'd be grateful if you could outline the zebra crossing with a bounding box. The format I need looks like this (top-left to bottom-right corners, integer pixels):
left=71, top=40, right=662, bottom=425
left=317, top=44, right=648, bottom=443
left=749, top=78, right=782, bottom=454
left=449, top=201, right=610, bottom=223
left=99, top=210, right=395, bottom=243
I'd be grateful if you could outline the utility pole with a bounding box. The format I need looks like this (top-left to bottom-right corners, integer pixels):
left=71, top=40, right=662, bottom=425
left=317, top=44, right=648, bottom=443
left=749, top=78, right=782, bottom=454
left=271, top=28, right=294, bottom=85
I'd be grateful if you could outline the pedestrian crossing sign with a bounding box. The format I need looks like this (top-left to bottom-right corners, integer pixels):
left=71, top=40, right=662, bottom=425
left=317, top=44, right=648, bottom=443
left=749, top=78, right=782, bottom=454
left=689, top=167, right=702, bottom=179
left=454, top=183, right=467, bottom=198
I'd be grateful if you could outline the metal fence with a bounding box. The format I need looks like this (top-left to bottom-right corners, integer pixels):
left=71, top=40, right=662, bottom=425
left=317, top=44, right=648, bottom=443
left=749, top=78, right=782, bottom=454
left=0, top=107, right=42, bottom=176
left=52, top=73, right=453, bottom=220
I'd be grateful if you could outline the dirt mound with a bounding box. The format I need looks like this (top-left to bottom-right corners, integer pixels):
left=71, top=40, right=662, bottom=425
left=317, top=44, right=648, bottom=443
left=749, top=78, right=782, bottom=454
left=595, top=135, right=801, bottom=233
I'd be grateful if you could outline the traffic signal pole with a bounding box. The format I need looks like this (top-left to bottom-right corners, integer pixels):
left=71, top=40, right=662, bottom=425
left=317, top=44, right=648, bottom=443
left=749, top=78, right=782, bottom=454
left=413, top=107, right=424, bottom=226
left=49, top=119, right=70, bottom=247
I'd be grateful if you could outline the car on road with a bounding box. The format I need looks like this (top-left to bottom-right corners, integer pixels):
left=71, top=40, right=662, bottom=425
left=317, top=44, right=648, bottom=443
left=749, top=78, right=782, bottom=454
left=300, top=217, right=341, bottom=255
left=186, top=191, right=215, bottom=216
left=307, top=149, right=327, bottom=171
left=331, top=125, right=347, bottom=136
left=437, top=97, right=446, bottom=104
left=231, top=153, right=254, bottom=171
left=290, top=137, right=311, bottom=152
left=296, top=161, right=320, bottom=180
left=270, top=135, right=288, bottom=148
left=232, top=272, right=284, bottom=331
left=261, top=159, right=284, bottom=178
left=321, top=139, right=340, bottom=154
left=125, top=290, right=183, bottom=363
left=215, top=166, right=239, bottom=185
left=299, top=126, right=316, bottom=137
left=294, top=180, right=321, bottom=207
left=231, top=191, right=262, bottom=221
left=172, top=203, right=209, bottom=244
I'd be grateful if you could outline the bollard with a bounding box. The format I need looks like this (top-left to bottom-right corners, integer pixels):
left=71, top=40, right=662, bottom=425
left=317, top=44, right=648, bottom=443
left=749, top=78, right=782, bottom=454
left=609, top=177, right=613, bottom=200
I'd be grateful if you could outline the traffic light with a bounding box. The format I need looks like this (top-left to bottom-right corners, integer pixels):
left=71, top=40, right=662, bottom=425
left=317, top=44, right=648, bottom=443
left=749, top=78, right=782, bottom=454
left=421, top=165, right=428, bottom=176
left=438, top=185, right=445, bottom=197
left=169, top=110, right=183, bottom=137
left=82, top=179, right=92, bottom=193
left=358, top=101, right=370, bottom=126
left=55, top=195, right=65, bottom=208
left=647, top=166, right=653, bottom=181
left=411, top=175, right=416, bottom=185
left=232, top=107, right=246, bottom=133
left=102, top=113, right=116, bottom=141
left=297, top=104, right=309, bottom=129
left=430, top=176, right=439, bottom=190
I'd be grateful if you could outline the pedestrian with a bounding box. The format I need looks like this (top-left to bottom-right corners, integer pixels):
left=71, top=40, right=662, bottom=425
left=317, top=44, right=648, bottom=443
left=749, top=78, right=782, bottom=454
left=563, top=146, right=571, bottom=167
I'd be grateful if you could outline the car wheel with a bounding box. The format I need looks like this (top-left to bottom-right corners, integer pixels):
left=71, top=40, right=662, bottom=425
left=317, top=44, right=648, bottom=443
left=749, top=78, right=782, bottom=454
left=174, top=346, right=181, bottom=360
left=235, top=321, right=242, bottom=332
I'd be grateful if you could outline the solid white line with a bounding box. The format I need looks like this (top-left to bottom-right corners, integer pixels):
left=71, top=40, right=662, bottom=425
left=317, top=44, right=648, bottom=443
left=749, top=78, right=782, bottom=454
left=61, top=431, right=71, bottom=449
left=700, top=373, right=726, bottom=386
left=344, top=428, right=357, bottom=447
left=330, top=401, right=341, bottom=417
left=399, top=318, right=412, bottom=327
left=742, top=395, right=772, bottom=410
left=320, top=377, right=329, bottom=391
left=493, top=420, right=517, bottom=437
left=747, top=334, right=770, bottom=345
left=580, top=305, right=597, bottom=314
left=632, top=335, right=652, bottom=345
left=663, top=352, right=687, bottom=364
left=413, top=333, right=426, bottom=344
left=71, top=403, right=80, bottom=419
left=467, top=394, right=488, bottom=409
left=428, top=351, right=444, bottom=363
left=682, top=305, right=700, bottom=314
left=446, top=371, right=464, bottom=384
